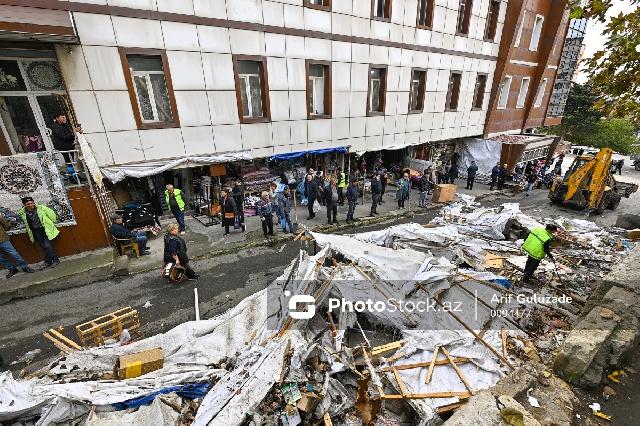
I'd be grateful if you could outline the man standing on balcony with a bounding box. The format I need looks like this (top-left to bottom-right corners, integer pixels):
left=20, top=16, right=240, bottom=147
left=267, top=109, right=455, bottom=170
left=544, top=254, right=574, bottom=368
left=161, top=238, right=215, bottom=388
left=0, top=213, right=34, bottom=278
left=165, top=184, right=186, bottom=235
left=18, top=197, right=60, bottom=268
left=51, top=113, right=81, bottom=183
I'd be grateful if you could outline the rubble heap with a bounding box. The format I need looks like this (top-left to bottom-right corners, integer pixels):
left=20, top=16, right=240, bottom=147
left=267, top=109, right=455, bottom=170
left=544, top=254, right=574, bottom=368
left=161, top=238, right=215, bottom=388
left=0, top=196, right=633, bottom=425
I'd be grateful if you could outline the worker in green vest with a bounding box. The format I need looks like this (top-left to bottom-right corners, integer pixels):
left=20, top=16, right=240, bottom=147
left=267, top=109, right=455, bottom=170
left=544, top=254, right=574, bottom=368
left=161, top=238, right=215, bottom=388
left=165, top=184, right=186, bottom=235
left=337, top=169, right=347, bottom=206
left=521, top=224, right=559, bottom=283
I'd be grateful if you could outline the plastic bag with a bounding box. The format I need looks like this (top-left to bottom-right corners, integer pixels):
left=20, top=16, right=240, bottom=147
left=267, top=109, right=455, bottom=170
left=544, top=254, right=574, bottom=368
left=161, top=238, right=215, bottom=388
left=313, top=200, right=321, bottom=213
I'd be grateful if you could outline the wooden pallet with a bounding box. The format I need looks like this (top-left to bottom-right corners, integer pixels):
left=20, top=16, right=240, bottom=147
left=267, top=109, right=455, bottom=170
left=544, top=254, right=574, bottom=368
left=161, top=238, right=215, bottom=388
left=76, top=307, right=142, bottom=347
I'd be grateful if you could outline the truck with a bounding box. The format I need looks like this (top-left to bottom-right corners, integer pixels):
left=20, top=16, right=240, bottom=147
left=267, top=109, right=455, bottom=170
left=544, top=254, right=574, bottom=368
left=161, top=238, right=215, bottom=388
left=549, top=148, right=638, bottom=214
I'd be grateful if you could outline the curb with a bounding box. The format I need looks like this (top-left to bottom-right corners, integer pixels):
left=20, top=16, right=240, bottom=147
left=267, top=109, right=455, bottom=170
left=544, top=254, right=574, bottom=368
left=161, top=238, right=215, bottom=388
left=0, top=190, right=503, bottom=304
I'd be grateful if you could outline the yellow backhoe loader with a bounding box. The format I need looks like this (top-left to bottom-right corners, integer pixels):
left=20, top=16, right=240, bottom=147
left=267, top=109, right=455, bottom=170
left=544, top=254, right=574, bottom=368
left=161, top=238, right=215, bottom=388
left=549, top=148, right=638, bottom=214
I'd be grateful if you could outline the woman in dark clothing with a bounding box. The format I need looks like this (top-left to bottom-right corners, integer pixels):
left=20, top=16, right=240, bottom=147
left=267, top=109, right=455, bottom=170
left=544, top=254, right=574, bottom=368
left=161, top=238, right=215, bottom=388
left=220, top=188, right=244, bottom=235
left=164, top=223, right=199, bottom=280
left=231, top=180, right=245, bottom=224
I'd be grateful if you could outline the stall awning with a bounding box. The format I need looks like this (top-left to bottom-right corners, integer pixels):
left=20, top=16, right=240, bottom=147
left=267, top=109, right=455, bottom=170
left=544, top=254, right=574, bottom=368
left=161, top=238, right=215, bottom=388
left=269, top=147, right=348, bottom=162
left=100, top=151, right=252, bottom=183
left=0, top=5, right=78, bottom=43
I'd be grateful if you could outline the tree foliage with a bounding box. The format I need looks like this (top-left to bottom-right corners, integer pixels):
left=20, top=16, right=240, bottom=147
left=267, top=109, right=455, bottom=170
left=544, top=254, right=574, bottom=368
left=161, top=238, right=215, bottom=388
left=587, top=118, right=638, bottom=154
left=559, top=83, right=603, bottom=145
left=576, top=1, right=640, bottom=124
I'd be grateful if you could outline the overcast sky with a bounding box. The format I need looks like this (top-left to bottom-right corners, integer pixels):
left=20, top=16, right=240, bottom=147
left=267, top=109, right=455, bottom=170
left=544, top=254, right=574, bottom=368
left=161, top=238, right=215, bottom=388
left=576, top=1, right=638, bottom=83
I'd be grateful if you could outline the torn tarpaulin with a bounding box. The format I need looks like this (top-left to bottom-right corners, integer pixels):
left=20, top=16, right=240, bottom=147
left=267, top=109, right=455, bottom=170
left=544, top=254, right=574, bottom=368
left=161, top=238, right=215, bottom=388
left=112, top=382, right=211, bottom=410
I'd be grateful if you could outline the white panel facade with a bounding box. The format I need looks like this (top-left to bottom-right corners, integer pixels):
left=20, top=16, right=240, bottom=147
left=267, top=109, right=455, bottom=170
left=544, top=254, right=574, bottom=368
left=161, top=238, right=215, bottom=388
left=62, top=0, right=503, bottom=166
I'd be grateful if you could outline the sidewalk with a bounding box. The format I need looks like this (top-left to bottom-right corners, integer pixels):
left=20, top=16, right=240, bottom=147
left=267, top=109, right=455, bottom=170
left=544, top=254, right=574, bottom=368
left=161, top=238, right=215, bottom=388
left=0, top=179, right=504, bottom=304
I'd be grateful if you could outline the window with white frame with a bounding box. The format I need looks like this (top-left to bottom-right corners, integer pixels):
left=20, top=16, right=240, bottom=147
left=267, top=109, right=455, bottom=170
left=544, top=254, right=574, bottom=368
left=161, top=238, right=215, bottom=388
left=409, top=69, right=426, bottom=112
left=514, top=10, right=526, bottom=47
left=417, top=0, right=434, bottom=28
left=534, top=78, right=548, bottom=107
left=497, top=76, right=511, bottom=109
left=372, top=0, right=391, bottom=19
left=368, top=67, right=387, bottom=114
left=456, top=0, right=473, bottom=35
left=516, top=77, right=530, bottom=108
left=529, top=15, right=544, bottom=51
left=237, top=60, right=265, bottom=119
left=128, top=55, right=173, bottom=123
left=308, top=62, right=330, bottom=117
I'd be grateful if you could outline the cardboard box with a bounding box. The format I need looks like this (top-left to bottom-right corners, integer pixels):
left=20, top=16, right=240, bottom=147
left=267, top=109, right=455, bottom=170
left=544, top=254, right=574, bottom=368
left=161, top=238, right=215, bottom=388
left=296, top=392, right=321, bottom=413
left=627, top=229, right=640, bottom=240
left=115, top=348, right=164, bottom=379
left=432, top=184, right=457, bottom=203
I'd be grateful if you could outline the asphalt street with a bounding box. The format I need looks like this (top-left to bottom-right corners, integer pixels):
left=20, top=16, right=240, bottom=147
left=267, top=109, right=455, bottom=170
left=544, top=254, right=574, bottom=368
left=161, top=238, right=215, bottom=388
left=2, top=159, right=639, bottom=378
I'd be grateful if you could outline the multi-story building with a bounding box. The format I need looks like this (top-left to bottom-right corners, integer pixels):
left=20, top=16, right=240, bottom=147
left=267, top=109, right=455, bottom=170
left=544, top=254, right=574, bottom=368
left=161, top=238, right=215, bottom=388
left=46, top=0, right=507, bottom=197
left=480, top=0, right=571, bottom=169
left=547, top=17, right=587, bottom=118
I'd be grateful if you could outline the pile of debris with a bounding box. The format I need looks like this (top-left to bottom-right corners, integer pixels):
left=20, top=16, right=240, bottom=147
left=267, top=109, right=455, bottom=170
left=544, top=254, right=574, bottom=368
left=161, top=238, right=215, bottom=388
left=0, top=197, right=633, bottom=425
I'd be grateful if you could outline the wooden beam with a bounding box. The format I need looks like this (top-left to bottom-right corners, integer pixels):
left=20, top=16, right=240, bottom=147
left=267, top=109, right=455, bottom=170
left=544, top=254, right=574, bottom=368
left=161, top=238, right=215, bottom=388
left=380, top=357, right=470, bottom=373
left=323, top=413, right=333, bottom=425
left=426, top=346, right=440, bottom=384
left=392, top=368, right=408, bottom=397
left=441, top=346, right=474, bottom=395
left=371, top=340, right=404, bottom=356
left=382, top=391, right=472, bottom=399
left=43, top=331, right=72, bottom=353
left=48, top=329, right=82, bottom=350
left=436, top=402, right=465, bottom=414
left=501, top=329, right=508, bottom=358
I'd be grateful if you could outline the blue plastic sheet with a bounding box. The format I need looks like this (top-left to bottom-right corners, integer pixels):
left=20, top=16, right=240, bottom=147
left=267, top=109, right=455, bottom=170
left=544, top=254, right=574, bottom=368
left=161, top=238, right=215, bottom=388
left=113, top=382, right=211, bottom=410
left=269, top=147, right=347, bottom=161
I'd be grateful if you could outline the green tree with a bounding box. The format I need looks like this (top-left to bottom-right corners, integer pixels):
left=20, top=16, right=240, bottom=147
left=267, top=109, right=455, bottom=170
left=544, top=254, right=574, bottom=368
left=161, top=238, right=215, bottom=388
left=558, top=83, right=603, bottom=145
left=574, top=1, right=640, bottom=123
left=586, top=118, right=638, bottom=154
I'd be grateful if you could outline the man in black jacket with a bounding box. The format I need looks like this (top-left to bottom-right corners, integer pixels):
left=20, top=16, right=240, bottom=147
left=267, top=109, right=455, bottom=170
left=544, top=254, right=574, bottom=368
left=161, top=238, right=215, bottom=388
left=304, top=174, right=318, bottom=220
left=498, top=163, right=508, bottom=190
left=109, top=214, right=150, bottom=255
left=466, top=161, right=478, bottom=190
left=370, top=173, right=382, bottom=216
left=346, top=180, right=358, bottom=223
left=51, top=113, right=81, bottom=182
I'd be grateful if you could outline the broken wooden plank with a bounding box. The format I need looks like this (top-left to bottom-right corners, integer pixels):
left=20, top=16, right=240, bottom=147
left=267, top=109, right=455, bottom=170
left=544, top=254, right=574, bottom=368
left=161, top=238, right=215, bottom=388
left=43, top=331, right=73, bottom=353
left=501, top=329, right=508, bottom=358
left=425, top=346, right=440, bottom=384
left=441, top=346, right=474, bottom=395
left=382, top=391, right=472, bottom=399
left=323, top=413, right=333, bottom=425
left=391, top=368, right=408, bottom=397
left=48, top=329, right=82, bottom=350
left=371, top=340, right=404, bottom=356
left=381, top=357, right=470, bottom=373
left=436, top=401, right=465, bottom=414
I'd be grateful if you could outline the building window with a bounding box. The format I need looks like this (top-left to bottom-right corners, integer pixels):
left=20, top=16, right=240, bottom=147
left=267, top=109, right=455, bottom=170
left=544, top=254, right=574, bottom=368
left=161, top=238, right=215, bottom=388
left=484, top=0, right=500, bottom=41
left=497, top=75, right=511, bottom=109
left=529, top=15, right=544, bottom=51
left=516, top=77, right=530, bottom=109
left=304, top=0, right=331, bottom=11
left=367, top=66, right=387, bottom=116
left=417, top=0, right=434, bottom=28
left=514, top=10, right=526, bottom=47
left=306, top=61, right=331, bottom=118
left=372, top=0, right=392, bottom=20
left=446, top=72, right=462, bottom=111
left=534, top=78, right=548, bottom=107
left=409, top=69, right=426, bottom=112
left=472, top=74, right=487, bottom=110
left=456, top=0, right=473, bottom=35
left=119, top=48, right=179, bottom=129
left=233, top=56, right=270, bottom=123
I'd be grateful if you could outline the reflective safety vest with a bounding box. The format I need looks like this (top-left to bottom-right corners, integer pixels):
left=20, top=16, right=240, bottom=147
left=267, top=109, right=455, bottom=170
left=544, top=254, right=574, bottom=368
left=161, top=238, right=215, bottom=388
left=165, top=188, right=185, bottom=211
left=337, top=173, right=347, bottom=188
left=522, top=227, right=552, bottom=260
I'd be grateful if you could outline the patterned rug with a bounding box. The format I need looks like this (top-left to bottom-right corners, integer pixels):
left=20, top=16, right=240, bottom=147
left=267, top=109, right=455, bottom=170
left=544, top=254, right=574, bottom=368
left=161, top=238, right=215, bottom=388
left=0, top=152, right=76, bottom=233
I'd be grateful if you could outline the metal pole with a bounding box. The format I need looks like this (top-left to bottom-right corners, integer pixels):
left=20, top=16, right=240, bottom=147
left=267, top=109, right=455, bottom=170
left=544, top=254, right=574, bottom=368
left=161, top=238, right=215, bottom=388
left=194, top=288, right=200, bottom=321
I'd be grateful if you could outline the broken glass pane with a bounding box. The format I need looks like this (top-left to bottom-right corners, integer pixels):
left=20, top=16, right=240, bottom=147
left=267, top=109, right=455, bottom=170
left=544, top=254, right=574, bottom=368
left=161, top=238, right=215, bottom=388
left=133, top=75, right=154, bottom=121
left=150, top=74, right=172, bottom=122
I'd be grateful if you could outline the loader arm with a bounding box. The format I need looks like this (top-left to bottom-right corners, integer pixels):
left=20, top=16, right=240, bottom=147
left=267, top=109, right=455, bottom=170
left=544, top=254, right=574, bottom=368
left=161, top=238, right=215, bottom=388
left=585, top=148, right=613, bottom=209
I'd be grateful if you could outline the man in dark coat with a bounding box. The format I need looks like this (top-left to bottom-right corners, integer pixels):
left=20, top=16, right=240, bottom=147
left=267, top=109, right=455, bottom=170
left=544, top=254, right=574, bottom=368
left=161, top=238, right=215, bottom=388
left=109, top=214, right=150, bottom=255
left=466, top=161, right=478, bottom=190
left=231, top=180, right=245, bottom=224
left=490, top=163, right=500, bottom=190
left=498, top=163, right=508, bottom=190
left=346, top=180, right=358, bottom=223
left=256, top=191, right=274, bottom=237
left=220, top=188, right=243, bottom=235
left=448, top=162, right=459, bottom=184
left=370, top=173, right=382, bottom=216
left=379, top=172, right=388, bottom=203
left=304, top=174, right=318, bottom=220
left=324, top=178, right=339, bottom=225
left=164, top=223, right=199, bottom=280
left=51, top=113, right=81, bottom=182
